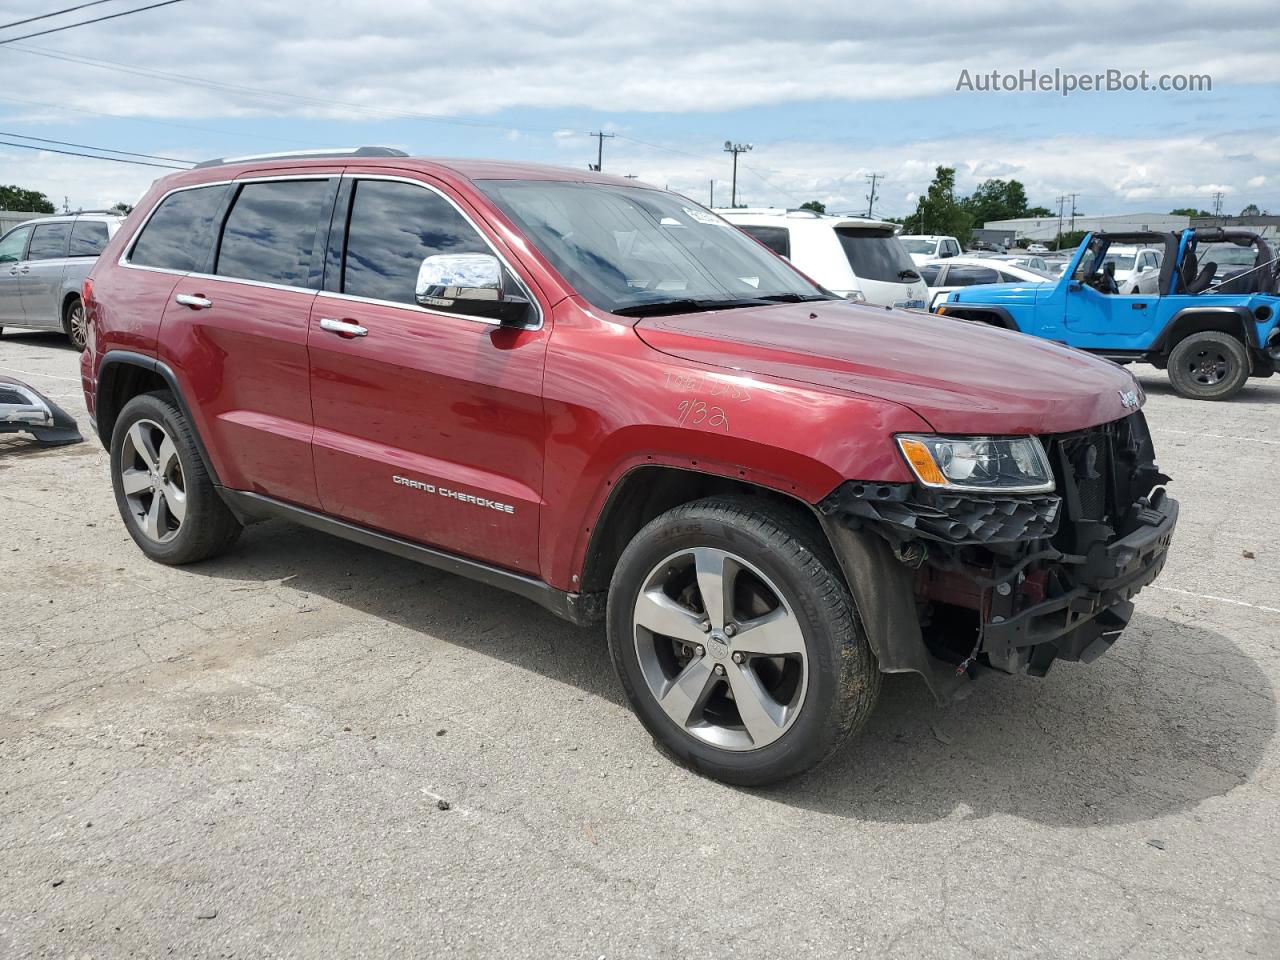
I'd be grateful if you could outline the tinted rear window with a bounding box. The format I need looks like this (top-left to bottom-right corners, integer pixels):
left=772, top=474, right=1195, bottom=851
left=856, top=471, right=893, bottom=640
left=27, top=222, right=70, bottom=260
left=739, top=224, right=790, bottom=258
left=130, top=184, right=229, bottom=272
left=834, top=229, right=918, bottom=283
left=215, top=179, right=330, bottom=288
left=919, top=264, right=942, bottom=286
left=946, top=264, right=1001, bottom=286
left=68, top=219, right=110, bottom=257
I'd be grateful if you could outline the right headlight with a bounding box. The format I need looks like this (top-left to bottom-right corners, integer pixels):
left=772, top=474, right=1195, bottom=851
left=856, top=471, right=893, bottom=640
left=896, top=434, right=1054, bottom=493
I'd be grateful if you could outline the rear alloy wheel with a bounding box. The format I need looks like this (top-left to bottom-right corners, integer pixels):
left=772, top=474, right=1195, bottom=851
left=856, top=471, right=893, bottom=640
left=64, top=297, right=88, bottom=352
left=110, top=391, right=241, bottom=564
left=1167, top=331, right=1250, bottom=400
left=608, top=497, right=880, bottom=785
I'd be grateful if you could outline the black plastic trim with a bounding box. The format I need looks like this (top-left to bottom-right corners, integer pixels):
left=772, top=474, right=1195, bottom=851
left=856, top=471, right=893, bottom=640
left=937, top=303, right=1018, bottom=330
left=218, top=489, right=590, bottom=625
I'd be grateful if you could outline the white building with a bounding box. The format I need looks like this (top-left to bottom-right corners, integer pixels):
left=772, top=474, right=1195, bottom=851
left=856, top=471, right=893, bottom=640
left=985, top=212, right=1191, bottom=241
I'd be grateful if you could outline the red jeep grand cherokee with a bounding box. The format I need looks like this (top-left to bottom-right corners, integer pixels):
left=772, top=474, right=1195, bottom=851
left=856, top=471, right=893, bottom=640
left=80, top=148, right=1178, bottom=785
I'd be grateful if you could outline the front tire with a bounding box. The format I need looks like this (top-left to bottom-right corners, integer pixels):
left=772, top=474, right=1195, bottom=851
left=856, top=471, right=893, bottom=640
left=110, top=391, right=242, bottom=564
left=607, top=496, right=879, bottom=786
left=1167, top=331, right=1250, bottom=400
left=63, top=296, right=88, bottom=352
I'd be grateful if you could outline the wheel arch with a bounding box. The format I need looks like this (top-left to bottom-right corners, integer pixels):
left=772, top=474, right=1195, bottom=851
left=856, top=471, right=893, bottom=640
left=577, top=464, right=831, bottom=598
left=1149, top=306, right=1256, bottom=359
left=96, top=350, right=221, bottom=485
left=936, top=304, right=1019, bottom=330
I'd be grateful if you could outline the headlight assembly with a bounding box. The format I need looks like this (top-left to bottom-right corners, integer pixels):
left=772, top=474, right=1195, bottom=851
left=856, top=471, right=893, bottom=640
left=896, top=434, right=1054, bottom=493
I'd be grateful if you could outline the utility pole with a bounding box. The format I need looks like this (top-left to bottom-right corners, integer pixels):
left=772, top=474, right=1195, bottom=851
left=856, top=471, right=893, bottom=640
left=723, top=141, right=752, bottom=208
left=709, top=180, right=715, bottom=208
left=1068, top=193, right=1079, bottom=234
left=1212, top=191, right=1224, bottom=217
left=865, top=172, right=884, bottom=218
left=588, top=131, right=614, bottom=172
left=1055, top=195, right=1067, bottom=247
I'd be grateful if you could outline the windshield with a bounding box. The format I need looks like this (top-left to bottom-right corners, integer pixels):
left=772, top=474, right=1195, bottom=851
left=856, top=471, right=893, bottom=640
left=1103, top=253, right=1136, bottom=271
left=835, top=229, right=920, bottom=283
left=900, top=238, right=937, bottom=255
left=476, top=180, right=828, bottom=314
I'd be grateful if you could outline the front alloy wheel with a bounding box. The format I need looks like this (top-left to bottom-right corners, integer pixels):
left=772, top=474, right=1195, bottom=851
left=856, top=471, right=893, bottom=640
left=633, top=547, right=807, bottom=751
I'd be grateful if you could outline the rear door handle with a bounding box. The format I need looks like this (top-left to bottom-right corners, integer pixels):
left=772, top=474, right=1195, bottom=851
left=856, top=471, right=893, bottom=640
left=18, top=265, right=29, bottom=274
left=175, top=293, right=212, bottom=309
left=319, top=317, right=368, bottom=338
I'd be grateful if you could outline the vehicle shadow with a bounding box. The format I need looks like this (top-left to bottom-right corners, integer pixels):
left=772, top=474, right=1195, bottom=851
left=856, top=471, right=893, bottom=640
left=0, top=330, right=76, bottom=351
left=196, top=518, right=1274, bottom=828
left=1134, top=373, right=1280, bottom=404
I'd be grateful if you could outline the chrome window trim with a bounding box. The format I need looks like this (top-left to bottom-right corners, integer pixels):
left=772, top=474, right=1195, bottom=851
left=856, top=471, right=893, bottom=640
left=118, top=173, right=334, bottom=274
left=116, top=172, right=544, bottom=331
left=332, top=173, right=544, bottom=332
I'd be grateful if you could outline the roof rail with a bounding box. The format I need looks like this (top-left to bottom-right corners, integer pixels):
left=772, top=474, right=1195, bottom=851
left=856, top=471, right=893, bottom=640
left=193, top=146, right=410, bottom=169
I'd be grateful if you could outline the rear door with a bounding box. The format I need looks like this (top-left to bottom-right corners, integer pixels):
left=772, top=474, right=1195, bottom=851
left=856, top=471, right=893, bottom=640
left=308, top=174, right=548, bottom=574
left=0, top=225, right=32, bottom=324
left=160, top=174, right=336, bottom=509
left=18, top=221, right=71, bottom=329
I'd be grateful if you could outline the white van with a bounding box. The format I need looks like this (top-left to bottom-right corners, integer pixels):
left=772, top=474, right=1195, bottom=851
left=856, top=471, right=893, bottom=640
left=717, top=208, right=928, bottom=309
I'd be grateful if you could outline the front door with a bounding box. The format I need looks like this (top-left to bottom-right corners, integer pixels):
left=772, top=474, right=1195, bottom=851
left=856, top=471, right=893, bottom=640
left=0, top=225, right=32, bottom=324
left=20, top=221, right=72, bottom=330
left=1064, top=282, right=1159, bottom=337
left=308, top=176, right=548, bottom=575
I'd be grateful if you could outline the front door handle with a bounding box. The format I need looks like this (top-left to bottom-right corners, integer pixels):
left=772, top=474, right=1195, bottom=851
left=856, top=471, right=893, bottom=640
left=175, top=293, right=212, bottom=309
left=18, top=265, right=29, bottom=274
left=319, top=317, right=368, bottom=338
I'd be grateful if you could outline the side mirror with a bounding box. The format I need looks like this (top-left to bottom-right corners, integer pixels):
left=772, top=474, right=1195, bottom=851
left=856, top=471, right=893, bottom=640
left=415, top=253, right=530, bottom=327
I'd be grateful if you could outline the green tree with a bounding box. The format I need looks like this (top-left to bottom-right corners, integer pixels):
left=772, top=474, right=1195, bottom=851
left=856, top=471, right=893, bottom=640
left=904, top=166, right=972, bottom=240
left=1053, top=229, right=1089, bottom=252
left=961, top=178, right=1030, bottom=224
left=1240, top=203, right=1261, bottom=217
left=109, top=201, right=134, bottom=215
left=0, top=184, right=55, bottom=213
left=799, top=200, right=826, bottom=214
left=1024, top=205, right=1053, bottom=217
left=1170, top=207, right=1212, bottom=217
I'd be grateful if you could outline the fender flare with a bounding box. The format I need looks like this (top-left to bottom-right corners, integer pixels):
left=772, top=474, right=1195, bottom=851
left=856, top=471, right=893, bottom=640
left=1148, top=305, right=1258, bottom=355
left=937, top=303, right=1019, bottom=330
left=96, top=349, right=222, bottom=486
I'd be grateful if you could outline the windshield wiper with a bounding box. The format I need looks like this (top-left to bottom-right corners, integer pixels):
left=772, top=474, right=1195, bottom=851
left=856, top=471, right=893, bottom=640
left=898, top=269, right=921, bottom=280
left=612, top=297, right=772, bottom=317
left=756, top=292, right=838, bottom=303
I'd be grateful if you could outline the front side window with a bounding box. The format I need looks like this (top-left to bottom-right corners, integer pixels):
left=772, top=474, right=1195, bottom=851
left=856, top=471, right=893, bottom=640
left=341, top=179, right=490, bottom=306
left=477, top=180, right=827, bottom=314
left=216, top=179, right=330, bottom=288
left=130, top=184, right=229, bottom=272
left=835, top=229, right=919, bottom=284
left=68, top=219, right=111, bottom=257
left=919, top=264, right=942, bottom=286
left=27, top=223, right=71, bottom=260
left=943, top=240, right=961, bottom=257
left=739, top=224, right=791, bottom=258
left=0, top=226, right=31, bottom=263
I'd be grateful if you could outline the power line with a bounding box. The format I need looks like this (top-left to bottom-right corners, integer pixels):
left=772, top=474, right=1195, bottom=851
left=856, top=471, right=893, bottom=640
left=0, top=0, right=120, bottom=31
left=0, top=0, right=184, bottom=44
left=0, top=138, right=187, bottom=169
left=0, top=130, right=192, bottom=164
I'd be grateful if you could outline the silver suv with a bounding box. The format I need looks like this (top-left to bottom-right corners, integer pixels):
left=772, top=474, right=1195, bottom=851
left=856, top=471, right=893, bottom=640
left=0, top=212, right=124, bottom=350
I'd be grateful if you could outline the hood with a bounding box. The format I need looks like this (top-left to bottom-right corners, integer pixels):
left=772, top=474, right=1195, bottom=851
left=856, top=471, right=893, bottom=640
left=635, top=301, right=1140, bottom=435
left=946, top=281, right=1056, bottom=305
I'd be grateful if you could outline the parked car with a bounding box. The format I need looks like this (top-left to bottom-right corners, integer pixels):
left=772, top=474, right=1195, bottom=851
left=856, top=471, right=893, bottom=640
left=967, top=239, right=1007, bottom=254
left=81, top=148, right=1179, bottom=785
left=899, top=234, right=962, bottom=265
left=0, top=212, right=124, bottom=350
left=937, top=229, right=1280, bottom=400
left=982, top=253, right=1051, bottom=273
left=719, top=208, right=927, bottom=309
left=1026, top=242, right=1050, bottom=254
left=1042, top=256, right=1072, bottom=277
left=920, top=256, right=1052, bottom=311
left=1102, top=245, right=1163, bottom=295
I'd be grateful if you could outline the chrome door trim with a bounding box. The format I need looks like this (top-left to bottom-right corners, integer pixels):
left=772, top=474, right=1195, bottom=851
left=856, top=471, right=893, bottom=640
left=318, top=317, right=368, bottom=337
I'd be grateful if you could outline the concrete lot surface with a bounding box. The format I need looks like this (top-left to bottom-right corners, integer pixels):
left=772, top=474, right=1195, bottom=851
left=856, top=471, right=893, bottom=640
left=1, top=331, right=1278, bottom=959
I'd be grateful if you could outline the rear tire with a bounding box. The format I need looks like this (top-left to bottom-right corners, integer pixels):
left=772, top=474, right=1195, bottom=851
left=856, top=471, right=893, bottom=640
left=606, top=496, right=880, bottom=786
left=1167, top=331, right=1250, bottom=400
left=63, top=296, right=88, bottom=352
left=110, top=390, right=242, bottom=564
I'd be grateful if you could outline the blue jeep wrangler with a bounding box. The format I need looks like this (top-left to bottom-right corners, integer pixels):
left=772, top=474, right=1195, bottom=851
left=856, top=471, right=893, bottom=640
left=937, top=228, right=1280, bottom=400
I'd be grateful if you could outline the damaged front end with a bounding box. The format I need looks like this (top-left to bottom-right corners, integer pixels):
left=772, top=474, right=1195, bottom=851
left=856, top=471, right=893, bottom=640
left=819, top=412, right=1177, bottom=703
left=0, top=376, right=83, bottom=446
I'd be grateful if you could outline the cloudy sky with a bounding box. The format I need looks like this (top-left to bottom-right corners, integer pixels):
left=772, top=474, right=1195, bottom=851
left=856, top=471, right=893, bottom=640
left=0, top=0, right=1275, bottom=217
